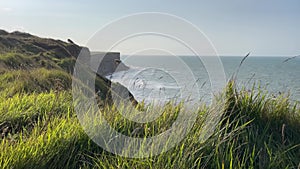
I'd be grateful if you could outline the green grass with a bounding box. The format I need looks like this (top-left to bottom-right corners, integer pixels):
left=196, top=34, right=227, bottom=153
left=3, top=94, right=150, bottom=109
left=1, top=31, right=299, bottom=168
left=0, top=81, right=299, bottom=169
left=0, top=52, right=62, bottom=71
left=0, top=68, right=72, bottom=96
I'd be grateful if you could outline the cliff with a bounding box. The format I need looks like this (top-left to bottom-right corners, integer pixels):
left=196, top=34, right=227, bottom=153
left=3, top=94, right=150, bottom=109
left=90, top=52, right=129, bottom=76
left=0, top=29, right=135, bottom=103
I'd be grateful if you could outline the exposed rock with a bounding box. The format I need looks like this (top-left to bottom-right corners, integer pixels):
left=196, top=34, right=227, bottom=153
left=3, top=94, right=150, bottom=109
left=67, top=39, right=75, bottom=44
left=90, top=52, right=129, bottom=76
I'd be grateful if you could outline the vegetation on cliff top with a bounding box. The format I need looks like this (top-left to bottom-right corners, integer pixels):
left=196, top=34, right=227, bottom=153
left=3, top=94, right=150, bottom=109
left=0, top=30, right=116, bottom=99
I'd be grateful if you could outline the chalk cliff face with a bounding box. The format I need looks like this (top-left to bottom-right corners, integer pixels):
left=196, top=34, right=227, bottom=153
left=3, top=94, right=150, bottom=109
left=90, top=52, right=129, bottom=76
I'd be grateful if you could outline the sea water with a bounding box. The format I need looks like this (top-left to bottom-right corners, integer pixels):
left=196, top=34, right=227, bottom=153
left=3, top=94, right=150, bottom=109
left=107, top=55, right=300, bottom=104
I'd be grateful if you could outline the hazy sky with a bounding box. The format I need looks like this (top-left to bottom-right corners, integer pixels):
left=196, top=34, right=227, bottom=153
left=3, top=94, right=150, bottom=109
left=0, top=0, right=299, bottom=56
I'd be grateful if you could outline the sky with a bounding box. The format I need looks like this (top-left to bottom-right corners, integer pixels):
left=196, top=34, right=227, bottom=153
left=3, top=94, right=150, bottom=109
left=0, top=0, right=299, bottom=56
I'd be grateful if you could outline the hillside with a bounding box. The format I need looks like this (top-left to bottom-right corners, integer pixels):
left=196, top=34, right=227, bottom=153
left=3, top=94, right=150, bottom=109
left=0, top=29, right=81, bottom=58
left=0, top=29, right=133, bottom=101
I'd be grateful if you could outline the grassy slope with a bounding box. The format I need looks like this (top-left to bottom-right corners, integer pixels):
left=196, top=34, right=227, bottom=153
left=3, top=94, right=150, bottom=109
left=0, top=30, right=115, bottom=98
left=0, top=30, right=299, bottom=168
left=0, top=82, right=299, bottom=169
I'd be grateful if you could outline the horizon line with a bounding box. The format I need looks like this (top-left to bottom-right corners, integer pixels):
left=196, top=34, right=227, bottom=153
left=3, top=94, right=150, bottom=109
left=119, top=54, right=297, bottom=57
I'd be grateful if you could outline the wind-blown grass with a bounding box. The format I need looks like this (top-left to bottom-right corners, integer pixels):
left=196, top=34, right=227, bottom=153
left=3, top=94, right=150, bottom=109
left=0, top=81, right=299, bottom=169
left=0, top=68, right=71, bottom=96
left=1, top=31, right=299, bottom=168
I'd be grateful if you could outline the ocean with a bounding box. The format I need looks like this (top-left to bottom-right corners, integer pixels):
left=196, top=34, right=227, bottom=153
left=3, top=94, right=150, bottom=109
left=107, top=55, right=300, bottom=105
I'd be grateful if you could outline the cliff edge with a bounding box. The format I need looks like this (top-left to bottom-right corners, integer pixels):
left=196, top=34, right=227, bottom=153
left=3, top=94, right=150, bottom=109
left=90, top=52, right=129, bottom=76
left=0, top=29, right=135, bottom=104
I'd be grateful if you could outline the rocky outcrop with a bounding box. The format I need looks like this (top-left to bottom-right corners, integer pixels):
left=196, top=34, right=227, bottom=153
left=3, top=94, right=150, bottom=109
left=90, top=52, right=129, bottom=76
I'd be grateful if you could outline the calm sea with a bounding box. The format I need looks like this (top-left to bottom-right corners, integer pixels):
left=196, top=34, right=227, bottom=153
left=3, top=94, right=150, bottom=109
left=107, top=56, right=300, bottom=104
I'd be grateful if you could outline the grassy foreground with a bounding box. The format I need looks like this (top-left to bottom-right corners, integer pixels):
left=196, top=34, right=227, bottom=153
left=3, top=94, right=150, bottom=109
left=0, top=30, right=299, bottom=168
left=0, top=81, right=299, bottom=169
